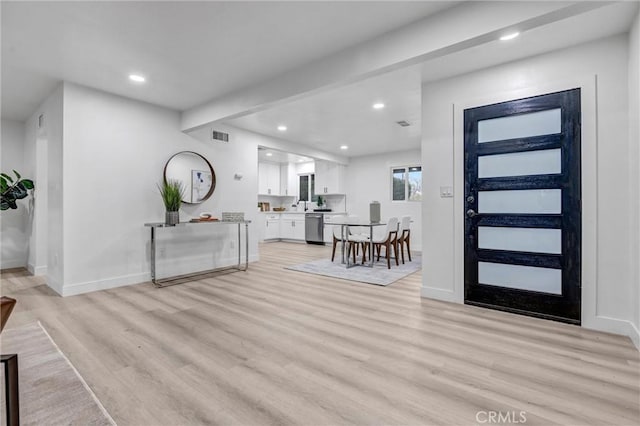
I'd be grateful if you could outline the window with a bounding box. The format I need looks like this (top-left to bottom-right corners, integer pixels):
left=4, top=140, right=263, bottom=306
left=392, top=166, right=422, bottom=201
left=299, top=174, right=318, bottom=202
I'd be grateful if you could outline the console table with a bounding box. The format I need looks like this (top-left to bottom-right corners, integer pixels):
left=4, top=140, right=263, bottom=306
left=144, top=220, right=251, bottom=287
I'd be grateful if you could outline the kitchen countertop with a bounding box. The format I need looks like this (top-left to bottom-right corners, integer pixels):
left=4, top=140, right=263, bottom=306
left=260, top=211, right=347, bottom=214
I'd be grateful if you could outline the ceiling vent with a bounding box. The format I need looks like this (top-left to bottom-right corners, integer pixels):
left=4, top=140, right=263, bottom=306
left=211, top=129, right=229, bottom=142
left=396, top=120, right=411, bottom=127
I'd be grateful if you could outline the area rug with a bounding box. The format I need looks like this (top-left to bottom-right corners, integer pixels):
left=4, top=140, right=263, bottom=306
left=0, top=322, right=115, bottom=426
left=285, top=254, right=421, bottom=286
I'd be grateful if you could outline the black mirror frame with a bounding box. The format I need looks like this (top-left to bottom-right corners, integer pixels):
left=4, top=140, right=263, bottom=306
left=163, top=151, right=216, bottom=204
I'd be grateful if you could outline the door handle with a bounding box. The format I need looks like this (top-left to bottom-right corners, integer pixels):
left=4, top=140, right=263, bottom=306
left=466, top=209, right=477, bottom=218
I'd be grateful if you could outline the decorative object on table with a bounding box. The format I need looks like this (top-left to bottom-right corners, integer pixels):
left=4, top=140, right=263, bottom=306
left=158, top=179, right=184, bottom=225
left=369, top=201, right=381, bottom=223
left=222, top=212, right=245, bottom=222
left=164, top=151, right=216, bottom=204
left=189, top=213, right=218, bottom=222
left=189, top=217, right=218, bottom=223
left=317, top=195, right=324, bottom=208
left=1, top=170, right=35, bottom=211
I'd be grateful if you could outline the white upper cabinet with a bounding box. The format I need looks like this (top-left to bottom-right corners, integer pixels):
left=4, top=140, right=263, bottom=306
left=280, top=163, right=297, bottom=197
left=258, top=162, right=281, bottom=195
left=315, top=160, right=345, bottom=194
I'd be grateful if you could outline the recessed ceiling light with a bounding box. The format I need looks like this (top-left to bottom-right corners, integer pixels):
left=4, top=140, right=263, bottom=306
left=372, top=103, right=385, bottom=109
left=129, top=74, right=146, bottom=83
left=266, top=152, right=273, bottom=157
left=499, top=32, right=520, bottom=41
left=340, top=145, right=348, bottom=150
left=277, top=125, right=287, bottom=131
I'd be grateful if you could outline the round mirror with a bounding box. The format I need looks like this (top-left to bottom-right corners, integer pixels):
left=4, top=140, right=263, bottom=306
left=164, top=151, right=216, bottom=204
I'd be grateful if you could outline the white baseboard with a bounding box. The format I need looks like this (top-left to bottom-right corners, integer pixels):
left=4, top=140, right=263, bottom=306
left=60, top=254, right=260, bottom=297
left=62, top=272, right=151, bottom=297
left=27, top=263, right=47, bottom=276
left=420, top=286, right=459, bottom=304
left=0, top=258, right=27, bottom=270
left=46, top=275, right=64, bottom=296
left=583, top=315, right=640, bottom=351
left=421, top=287, right=640, bottom=351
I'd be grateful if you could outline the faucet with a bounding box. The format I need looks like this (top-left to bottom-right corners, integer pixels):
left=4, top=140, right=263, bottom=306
left=297, top=200, right=308, bottom=211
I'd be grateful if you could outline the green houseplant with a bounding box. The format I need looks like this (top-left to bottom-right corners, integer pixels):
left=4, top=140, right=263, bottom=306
left=158, top=179, right=184, bottom=225
left=1, top=170, right=34, bottom=211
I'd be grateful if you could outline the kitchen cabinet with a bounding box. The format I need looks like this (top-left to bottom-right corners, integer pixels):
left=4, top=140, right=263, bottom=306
left=279, top=163, right=297, bottom=197
left=258, top=162, right=281, bottom=195
left=315, top=160, right=345, bottom=194
left=264, top=214, right=280, bottom=239
left=279, top=214, right=305, bottom=240
left=261, top=213, right=306, bottom=241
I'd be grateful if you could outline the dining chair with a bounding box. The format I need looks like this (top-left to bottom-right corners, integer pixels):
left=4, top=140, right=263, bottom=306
left=398, top=215, right=412, bottom=264
left=331, top=225, right=348, bottom=262
left=372, top=217, right=399, bottom=269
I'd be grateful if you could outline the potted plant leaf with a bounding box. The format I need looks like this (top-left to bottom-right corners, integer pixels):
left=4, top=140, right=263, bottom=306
left=1, top=170, right=34, bottom=211
left=158, top=179, right=184, bottom=225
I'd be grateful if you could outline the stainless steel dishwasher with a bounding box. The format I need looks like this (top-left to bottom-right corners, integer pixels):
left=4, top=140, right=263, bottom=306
left=305, top=213, right=324, bottom=244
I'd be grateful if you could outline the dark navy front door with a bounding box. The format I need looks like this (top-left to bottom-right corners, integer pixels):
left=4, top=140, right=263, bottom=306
left=464, top=89, right=581, bottom=324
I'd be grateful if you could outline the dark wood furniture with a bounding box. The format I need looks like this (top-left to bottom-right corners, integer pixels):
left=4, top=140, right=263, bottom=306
left=1, top=296, right=19, bottom=426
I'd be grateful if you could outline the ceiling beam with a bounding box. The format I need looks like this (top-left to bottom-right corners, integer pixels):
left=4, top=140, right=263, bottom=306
left=181, top=1, right=608, bottom=132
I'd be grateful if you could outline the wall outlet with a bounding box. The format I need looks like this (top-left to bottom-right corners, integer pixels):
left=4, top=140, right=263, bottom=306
left=158, top=247, right=166, bottom=257
left=230, top=241, right=235, bottom=249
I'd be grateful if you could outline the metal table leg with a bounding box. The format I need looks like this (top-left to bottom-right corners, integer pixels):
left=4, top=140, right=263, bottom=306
left=369, top=225, right=375, bottom=267
left=245, top=222, right=249, bottom=271
left=340, top=224, right=346, bottom=264
left=150, top=227, right=157, bottom=284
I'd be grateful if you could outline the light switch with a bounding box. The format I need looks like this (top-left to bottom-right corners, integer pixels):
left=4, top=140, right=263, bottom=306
left=440, top=186, right=453, bottom=198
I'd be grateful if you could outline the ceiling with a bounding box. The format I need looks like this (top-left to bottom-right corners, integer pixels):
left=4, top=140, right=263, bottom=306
left=226, top=1, right=638, bottom=158
left=3, top=1, right=637, bottom=161
left=229, top=66, right=422, bottom=158
left=1, top=1, right=457, bottom=121
left=258, top=147, right=312, bottom=165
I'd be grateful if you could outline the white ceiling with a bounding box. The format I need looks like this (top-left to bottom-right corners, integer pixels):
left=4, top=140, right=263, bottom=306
left=1, top=1, right=457, bottom=121
left=3, top=1, right=637, bottom=161
left=229, top=66, right=422, bottom=158
left=258, top=147, right=311, bottom=164
left=227, top=1, right=638, bottom=159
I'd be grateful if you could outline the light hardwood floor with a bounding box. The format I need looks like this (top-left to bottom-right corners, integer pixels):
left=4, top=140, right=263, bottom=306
left=2, top=242, right=639, bottom=425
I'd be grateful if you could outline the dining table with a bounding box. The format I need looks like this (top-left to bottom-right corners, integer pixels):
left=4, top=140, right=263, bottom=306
left=323, top=217, right=388, bottom=268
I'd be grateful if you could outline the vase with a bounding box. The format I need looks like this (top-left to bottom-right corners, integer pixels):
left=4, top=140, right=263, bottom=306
left=165, top=211, right=179, bottom=225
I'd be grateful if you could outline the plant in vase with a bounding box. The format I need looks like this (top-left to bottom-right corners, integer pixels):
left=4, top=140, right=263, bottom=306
left=1, top=170, right=34, bottom=211
left=158, top=179, right=184, bottom=225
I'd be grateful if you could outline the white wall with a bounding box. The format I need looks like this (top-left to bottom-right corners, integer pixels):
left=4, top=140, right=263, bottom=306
left=58, top=83, right=260, bottom=296
left=0, top=119, right=28, bottom=268
left=21, top=85, right=63, bottom=282
left=422, top=34, right=637, bottom=344
left=345, top=149, right=422, bottom=251
left=629, top=11, right=640, bottom=345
